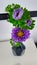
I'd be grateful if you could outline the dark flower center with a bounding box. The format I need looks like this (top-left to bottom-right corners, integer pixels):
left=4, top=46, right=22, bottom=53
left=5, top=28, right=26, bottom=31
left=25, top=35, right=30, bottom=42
left=17, top=31, right=24, bottom=37
left=16, top=12, right=19, bottom=17
left=27, top=20, right=29, bottom=23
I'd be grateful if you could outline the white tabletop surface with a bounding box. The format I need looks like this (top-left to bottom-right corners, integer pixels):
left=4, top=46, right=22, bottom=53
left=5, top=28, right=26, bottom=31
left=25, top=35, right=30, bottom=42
left=0, top=38, right=37, bottom=65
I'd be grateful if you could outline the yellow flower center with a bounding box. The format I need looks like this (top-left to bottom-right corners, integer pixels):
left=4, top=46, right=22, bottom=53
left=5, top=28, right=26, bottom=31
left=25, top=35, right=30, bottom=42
left=17, top=31, right=24, bottom=37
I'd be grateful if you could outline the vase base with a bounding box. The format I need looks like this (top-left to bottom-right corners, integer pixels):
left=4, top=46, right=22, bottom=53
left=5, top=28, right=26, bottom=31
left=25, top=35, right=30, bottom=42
left=12, top=43, right=26, bottom=56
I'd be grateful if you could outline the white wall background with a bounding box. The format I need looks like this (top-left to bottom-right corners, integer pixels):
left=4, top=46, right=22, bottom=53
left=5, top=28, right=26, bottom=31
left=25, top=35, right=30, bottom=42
left=0, top=0, right=37, bottom=42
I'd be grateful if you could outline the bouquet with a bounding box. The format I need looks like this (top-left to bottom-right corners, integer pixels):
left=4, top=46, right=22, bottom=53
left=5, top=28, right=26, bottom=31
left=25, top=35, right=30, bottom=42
left=5, top=4, right=35, bottom=56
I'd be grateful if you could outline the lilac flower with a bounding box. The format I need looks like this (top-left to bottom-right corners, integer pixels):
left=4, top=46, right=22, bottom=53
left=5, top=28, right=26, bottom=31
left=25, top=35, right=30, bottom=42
left=25, top=20, right=32, bottom=26
left=11, top=27, right=30, bottom=42
left=12, top=8, right=23, bottom=20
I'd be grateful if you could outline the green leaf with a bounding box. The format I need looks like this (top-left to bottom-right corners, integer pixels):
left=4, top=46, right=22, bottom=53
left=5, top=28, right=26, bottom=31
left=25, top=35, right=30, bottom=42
left=10, top=39, right=13, bottom=46
left=5, top=5, right=12, bottom=12
left=10, top=39, right=15, bottom=46
left=14, top=4, right=20, bottom=9
left=15, top=42, right=22, bottom=47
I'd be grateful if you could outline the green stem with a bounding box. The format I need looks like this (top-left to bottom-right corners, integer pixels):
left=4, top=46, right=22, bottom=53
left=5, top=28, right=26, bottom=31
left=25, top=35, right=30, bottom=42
left=10, top=39, right=22, bottom=47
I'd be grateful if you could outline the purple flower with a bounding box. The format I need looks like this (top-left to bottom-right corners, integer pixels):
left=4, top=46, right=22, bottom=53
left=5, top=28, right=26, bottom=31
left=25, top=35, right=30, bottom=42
left=25, top=20, right=32, bottom=26
left=11, top=27, right=30, bottom=42
left=12, top=8, right=23, bottom=20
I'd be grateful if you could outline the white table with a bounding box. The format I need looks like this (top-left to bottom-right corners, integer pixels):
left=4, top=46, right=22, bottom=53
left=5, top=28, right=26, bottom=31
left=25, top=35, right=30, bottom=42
left=0, top=38, right=37, bottom=65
